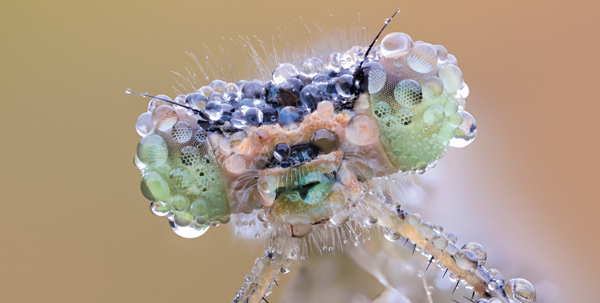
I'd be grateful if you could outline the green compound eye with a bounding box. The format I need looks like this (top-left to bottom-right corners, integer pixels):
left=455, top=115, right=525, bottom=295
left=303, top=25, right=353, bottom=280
left=135, top=105, right=230, bottom=238
left=366, top=33, right=478, bottom=173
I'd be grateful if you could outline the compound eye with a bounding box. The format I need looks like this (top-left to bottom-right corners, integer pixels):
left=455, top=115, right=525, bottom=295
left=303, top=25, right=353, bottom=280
left=135, top=103, right=230, bottom=239
left=310, top=129, right=340, bottom=154
left=366, top=32, right=477, bottom=173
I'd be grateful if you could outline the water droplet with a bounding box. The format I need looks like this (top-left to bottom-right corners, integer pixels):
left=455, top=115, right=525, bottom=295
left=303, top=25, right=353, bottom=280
left=137, top=135, right=168, bottom=167
left=365, top=62, right=386, bottom=94
left=462, top=242, right=487, bottom=265
left=407, top=44, right=438, bottom=73
left=245, top=107, right=263, bottom=127
left=506, top=278, right=536, bottom=303
left=150, top=201, right=169, bottom=216
left=273, top=63, right=299, bottom=84
left=171, top=195, right=190, bottom=211
left=186, top=93, right=207, bottom=110
left=171, top=221, right=209, bottom=239
left=256, top=210, right=268, bottom=223
left=278, top=107, right=303, bottom=131
left=172, top=121, right=193, bottom=143
left=341, top=50, right=358, bottom=69
left=432, top=234, right=448, bottom=250
left=394, top=79, right=422, bottom=108
left=407, top=212, right=422, bottom=226
left=384, top=228, right=401, bottom=241
left=449, top=111, right=477, bottom=148
left=135, top=112, right=153, bottom=137
left=300, top=58, right=324, bottom=78
left=231, top=111, right=247, bottom=129
left=327, top=53, right=342, bottom=72
left=148, top=95, right=173, bottom=112
left=427, top=286, right=434, bottom=295
left=421, top=76, right=444, bottom=100
left=345, top=115, right=379, bottom=146
left=205, top=101, right=223, bottom=120
left=151, top=105, right=178, bottom=131
left=438, top=64, right=463, bottom=92
left=261, top=106, right=278, bottom=125
left=198, top=86, right=215, bottom=98
left=299, top=85, right=323, bottom=114
left=454, top=249, right=479, bottom=271
left=169, top=168, right=193, bottom=190
left=242, top=80, right=265, bottom=100
left=457, top=82, right=470, bottom=99
left=209, top=80, right=226, bottom=94
left=335, top=74, right=353, bottom=97
left=381, top=32, right=413, bottom=58
left=140, top=171, right=170, bottom=201
left=365, top=216, right=378, bottom=225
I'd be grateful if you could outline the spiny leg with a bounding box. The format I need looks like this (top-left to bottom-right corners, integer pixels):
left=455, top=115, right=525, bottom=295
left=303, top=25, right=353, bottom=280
left=367, top=198, right=536, bottom=303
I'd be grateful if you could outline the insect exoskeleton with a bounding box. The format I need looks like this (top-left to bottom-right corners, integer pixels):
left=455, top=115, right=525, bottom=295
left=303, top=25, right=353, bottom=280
left=132, top=31, right=477, bottom=240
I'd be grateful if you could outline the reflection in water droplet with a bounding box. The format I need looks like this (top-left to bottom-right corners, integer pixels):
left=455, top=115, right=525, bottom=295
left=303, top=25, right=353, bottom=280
left=407, top=44, right=438, bottom=73
left=450, top=111, right=477, bottom=148
left=462, top=242, right=487, bottom=265
left=381, top=32, right=413, bottom=58
left=438, top=64, right=464, bottom=92
left=171, top=221, right=209, bottom=239
left=366, top=62, right=386, bottom=94
left=136, top=112, right=153, bottom=137
left=506, top=278, right=537, bottom=303
left=300, top=58, right=324, bottom=78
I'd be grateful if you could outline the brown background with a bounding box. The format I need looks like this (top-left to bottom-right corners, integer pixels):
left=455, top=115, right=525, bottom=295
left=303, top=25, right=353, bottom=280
left=1, top=1, right=598, bottom=302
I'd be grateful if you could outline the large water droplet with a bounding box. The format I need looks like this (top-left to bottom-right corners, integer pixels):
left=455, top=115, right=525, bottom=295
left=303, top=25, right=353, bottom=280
left=135, top=112, right=153, bottom=137
left=421, top=76, right=444, bottom=100
left=151, top=105, right=178, bottom=131
left=457, top=82, right=470, bottom=99
left=365, top=62, right=386, bottom=94
left=506, top=278, right=536, bottom=303
left=278, top=107, right=303, bottom=131
left=384, top=228, right=401, bottom=241
left=300, top=58, right=324, bottom=78
left=172, top=121, right=193, bottom=143
left=137, top=135, right=168, bottom=167
left=140, top=171, right=171, bottom=201
left=327, top=53, right=342, bottom=72
left=454, top=249, right=479, bottom=271
left=171, top=221, right=209, bottom=239
left=462, top=242, right=487, bottom=265
left=449, top=111, right=477, bottom=148
left=438, top=64, right=463, bottom=92
left=394, top=79, right=422, bottom=108
left=205, top=101, right=223, bottom=120
left=150, top=201, right=169, bottom=216
left=273, top=63, right=299, bottom=84
left=407, top=44, right=438, bottom=73
left=381, top=32, right=413, bottom=58
left=423, top=105, right=446, bottom=125
left=335, top=74, right=353, bottom=97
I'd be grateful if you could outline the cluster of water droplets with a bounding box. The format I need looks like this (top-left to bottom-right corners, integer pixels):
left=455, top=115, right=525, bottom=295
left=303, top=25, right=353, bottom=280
left=381, top=204, right=536, bottom=303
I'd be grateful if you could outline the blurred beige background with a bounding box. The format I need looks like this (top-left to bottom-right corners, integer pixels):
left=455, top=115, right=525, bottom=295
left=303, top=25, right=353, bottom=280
left=1, top=0, right=598, bottom=302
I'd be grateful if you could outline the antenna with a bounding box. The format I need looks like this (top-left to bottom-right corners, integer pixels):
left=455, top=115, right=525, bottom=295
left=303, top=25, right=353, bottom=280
left=358, top=8, right=400, bottom=70
left=125, top=88, right=204, bottom=116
